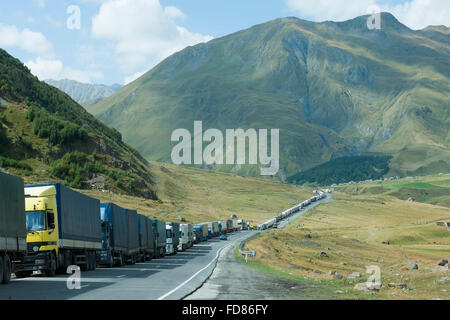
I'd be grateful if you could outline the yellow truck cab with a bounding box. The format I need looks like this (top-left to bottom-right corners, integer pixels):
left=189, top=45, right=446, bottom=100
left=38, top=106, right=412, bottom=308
left=23, top=184, right=102, bottom=276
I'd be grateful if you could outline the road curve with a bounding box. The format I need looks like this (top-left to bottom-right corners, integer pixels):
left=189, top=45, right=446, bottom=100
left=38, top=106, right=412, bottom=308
left=185, top=196, right=332, bottom=300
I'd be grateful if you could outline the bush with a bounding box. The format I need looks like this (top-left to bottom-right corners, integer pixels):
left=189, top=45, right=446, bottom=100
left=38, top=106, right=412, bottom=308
left=28, top=106, right=87, bottom=146
left=0, top=156, right=32, bottom=172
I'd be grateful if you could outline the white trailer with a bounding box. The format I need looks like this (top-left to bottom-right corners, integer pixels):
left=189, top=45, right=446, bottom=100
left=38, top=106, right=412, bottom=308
left=178, top=224, right=193, bottom=251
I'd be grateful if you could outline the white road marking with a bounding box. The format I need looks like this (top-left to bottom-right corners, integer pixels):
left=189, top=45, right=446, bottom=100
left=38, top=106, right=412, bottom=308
left=157, top=241, right=236, bottom=300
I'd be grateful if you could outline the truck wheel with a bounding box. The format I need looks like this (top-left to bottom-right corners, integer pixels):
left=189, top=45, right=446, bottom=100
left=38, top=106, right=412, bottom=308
left=2, top=255, right=11, bottom=284
left=117, top=254, right=124, bottom=267
left=0, top=256, right=4, bottom=285
left=108, top=255, right=114, bottom=268
left=46, top=253, right=57, bottom=277
left=15, top=271, right=33, bottom=278
left=91, top=252, right=96, bottom=271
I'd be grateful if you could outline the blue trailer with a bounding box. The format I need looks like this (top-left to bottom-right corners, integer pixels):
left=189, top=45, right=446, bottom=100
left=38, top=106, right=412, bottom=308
left=97, top=203, right=128, bottom=267
left=193, top=225, right=205, bottom=242
left=125, top=209, right=139, bottom=264
left=137, top=214, right=154, bottom=262
left=152, top=220, right=166, bottom=258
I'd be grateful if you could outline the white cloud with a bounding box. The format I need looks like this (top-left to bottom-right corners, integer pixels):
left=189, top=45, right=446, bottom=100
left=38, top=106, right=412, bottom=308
left=286, top=0, right=450, bottom=29
left=33, top=0, right=46, bottom=8
left=92, top=0, right=213, bottom=73
left=26, top=58, right=62, bottom=80
left=388, top=0, right=450, bottom=29
left=26, top=57, right=103, bottom=83
left=0, top=24, right=53, bottom=56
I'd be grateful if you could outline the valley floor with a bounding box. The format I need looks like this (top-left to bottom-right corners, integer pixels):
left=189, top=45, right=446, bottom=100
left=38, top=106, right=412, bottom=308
left=240, top=175, right=450, bottom=300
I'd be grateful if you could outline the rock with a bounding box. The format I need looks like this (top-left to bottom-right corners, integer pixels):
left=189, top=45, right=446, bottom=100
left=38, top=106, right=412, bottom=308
left=329, top=270, right=337, bottom=275
left=354, top=283, right=368, bottom=291
left=313, top=269, right=322, bottom=274
left=438, top=276, right=450, bottom=284
left=288, top=265, right=300, bottom=270
left=340, top=262, right=347, bottom=266
left=381, top=241, right=390, bottom=245
left=304, top=234, right=312, bottom=239
left=367, top=283, right=382, bottom=291
left=334, top=290, right=344, bottom=294
left=407, top=197, right=415, bottom=202
left=334, top=273, right=343, bottom=280
left=319, top=252, right=329, bottom=258
left=397, top=283, right=408, bottom=289
left=388, top=283, right=396, bottom=288
left=437, top=259, right=448, bottom=266
left=400, top=266, right=409, bottom=272
left=411, top=263, right=418, bottom=270
left=347, top=272, right=361, bottom=279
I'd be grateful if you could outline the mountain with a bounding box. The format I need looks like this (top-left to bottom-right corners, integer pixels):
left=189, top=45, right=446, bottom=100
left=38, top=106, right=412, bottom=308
left=89, top=13, right=450, bottom=179
left=0, top=49, right=156, bottom=199
left=45, top=79, right=122, bottom=104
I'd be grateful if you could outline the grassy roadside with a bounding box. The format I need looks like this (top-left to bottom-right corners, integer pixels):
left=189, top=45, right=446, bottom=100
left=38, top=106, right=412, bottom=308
left=241, top=175, right=450, bottom=300
left=233, top=244, right=374, bottom=300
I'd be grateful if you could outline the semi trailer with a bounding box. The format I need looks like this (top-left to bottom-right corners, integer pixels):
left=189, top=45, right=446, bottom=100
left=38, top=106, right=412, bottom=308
left=178, top=224, right=193, bottom=251
left=0, top=172, right=26, bottom=284
left=124, top=209, right=139, bottom=264
left=193, top=227, right=202, bottom=243
left=138, top=214, right=154, bottom=262
left=97, top=203, right=128, bottom=267
left=152, top=220, right=166, bottom=258
left=23, top=183, right=102, bottom=276
left=165, top=224, right=175, bottom=255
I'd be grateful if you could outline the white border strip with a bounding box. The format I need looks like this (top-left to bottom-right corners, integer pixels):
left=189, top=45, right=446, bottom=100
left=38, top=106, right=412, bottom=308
left=157, top=242, right=233, bottom=300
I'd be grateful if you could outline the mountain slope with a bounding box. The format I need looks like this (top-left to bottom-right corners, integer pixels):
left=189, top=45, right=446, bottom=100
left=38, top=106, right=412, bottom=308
left=89, top=13, right=450, bottom=179
left=0, top=49, right=156, bottom=199
left=45, top=79, right=121, bottom=104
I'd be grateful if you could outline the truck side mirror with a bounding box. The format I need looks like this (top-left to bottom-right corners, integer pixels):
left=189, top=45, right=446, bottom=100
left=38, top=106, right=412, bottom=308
left=47, top=211, right=55, bottom=230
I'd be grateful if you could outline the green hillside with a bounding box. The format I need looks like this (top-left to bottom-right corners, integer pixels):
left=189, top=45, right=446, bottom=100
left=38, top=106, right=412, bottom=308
left=0, top=48, right=157, bottom=199
left=89, top=13, right=449, bottom=179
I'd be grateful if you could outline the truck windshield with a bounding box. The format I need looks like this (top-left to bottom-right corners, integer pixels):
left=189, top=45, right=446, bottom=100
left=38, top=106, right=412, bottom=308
left=26, top=211, right=46, bottom=231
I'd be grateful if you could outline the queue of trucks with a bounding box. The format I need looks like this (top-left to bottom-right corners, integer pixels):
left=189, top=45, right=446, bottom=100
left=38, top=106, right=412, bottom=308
left=0, top=171, right=326, bottom=284
left=258, top=191, right=327, bottom=230
left=0, top=172, right=250, bottom=284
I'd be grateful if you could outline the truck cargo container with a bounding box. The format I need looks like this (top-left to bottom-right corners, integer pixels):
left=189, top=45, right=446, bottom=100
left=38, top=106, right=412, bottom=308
left=23, top=184, right=102, bottom=276
left=166, top=222, right=180, bottom=255
left=212, top=222, right=219, bottom=236
left=170, top=222, right=180, bottom=253
left=206, top=222, right=213, bottom=239
left=237, top=220, right=248, bottom=230
left=232, top=219, right=238, bottom=232
left=193, top=226, right=202, bottom=243
left=0, top=172, right=26, bottom=284
left=178, top=224, right=193, bottom=251
left=137, top=214, right=154, bottom=262
left=124, top=209, right=139, bottom=264
left=97, top=203, right=128, bottom=267
left=201, top=224, right=209, bottom=241
left=219, top=220, right=227, bottom=234
left=152, top=220, right=166, bottom=258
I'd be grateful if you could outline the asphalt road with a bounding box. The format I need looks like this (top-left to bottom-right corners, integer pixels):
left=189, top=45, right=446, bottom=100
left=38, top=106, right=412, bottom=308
left=0, top=231, right=253, bottom=300
left=185, top=196, right=332, bottom=300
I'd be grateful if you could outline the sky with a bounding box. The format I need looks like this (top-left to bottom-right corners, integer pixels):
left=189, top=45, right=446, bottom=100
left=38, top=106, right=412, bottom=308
left=0, top=0, right=448, bottom=86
